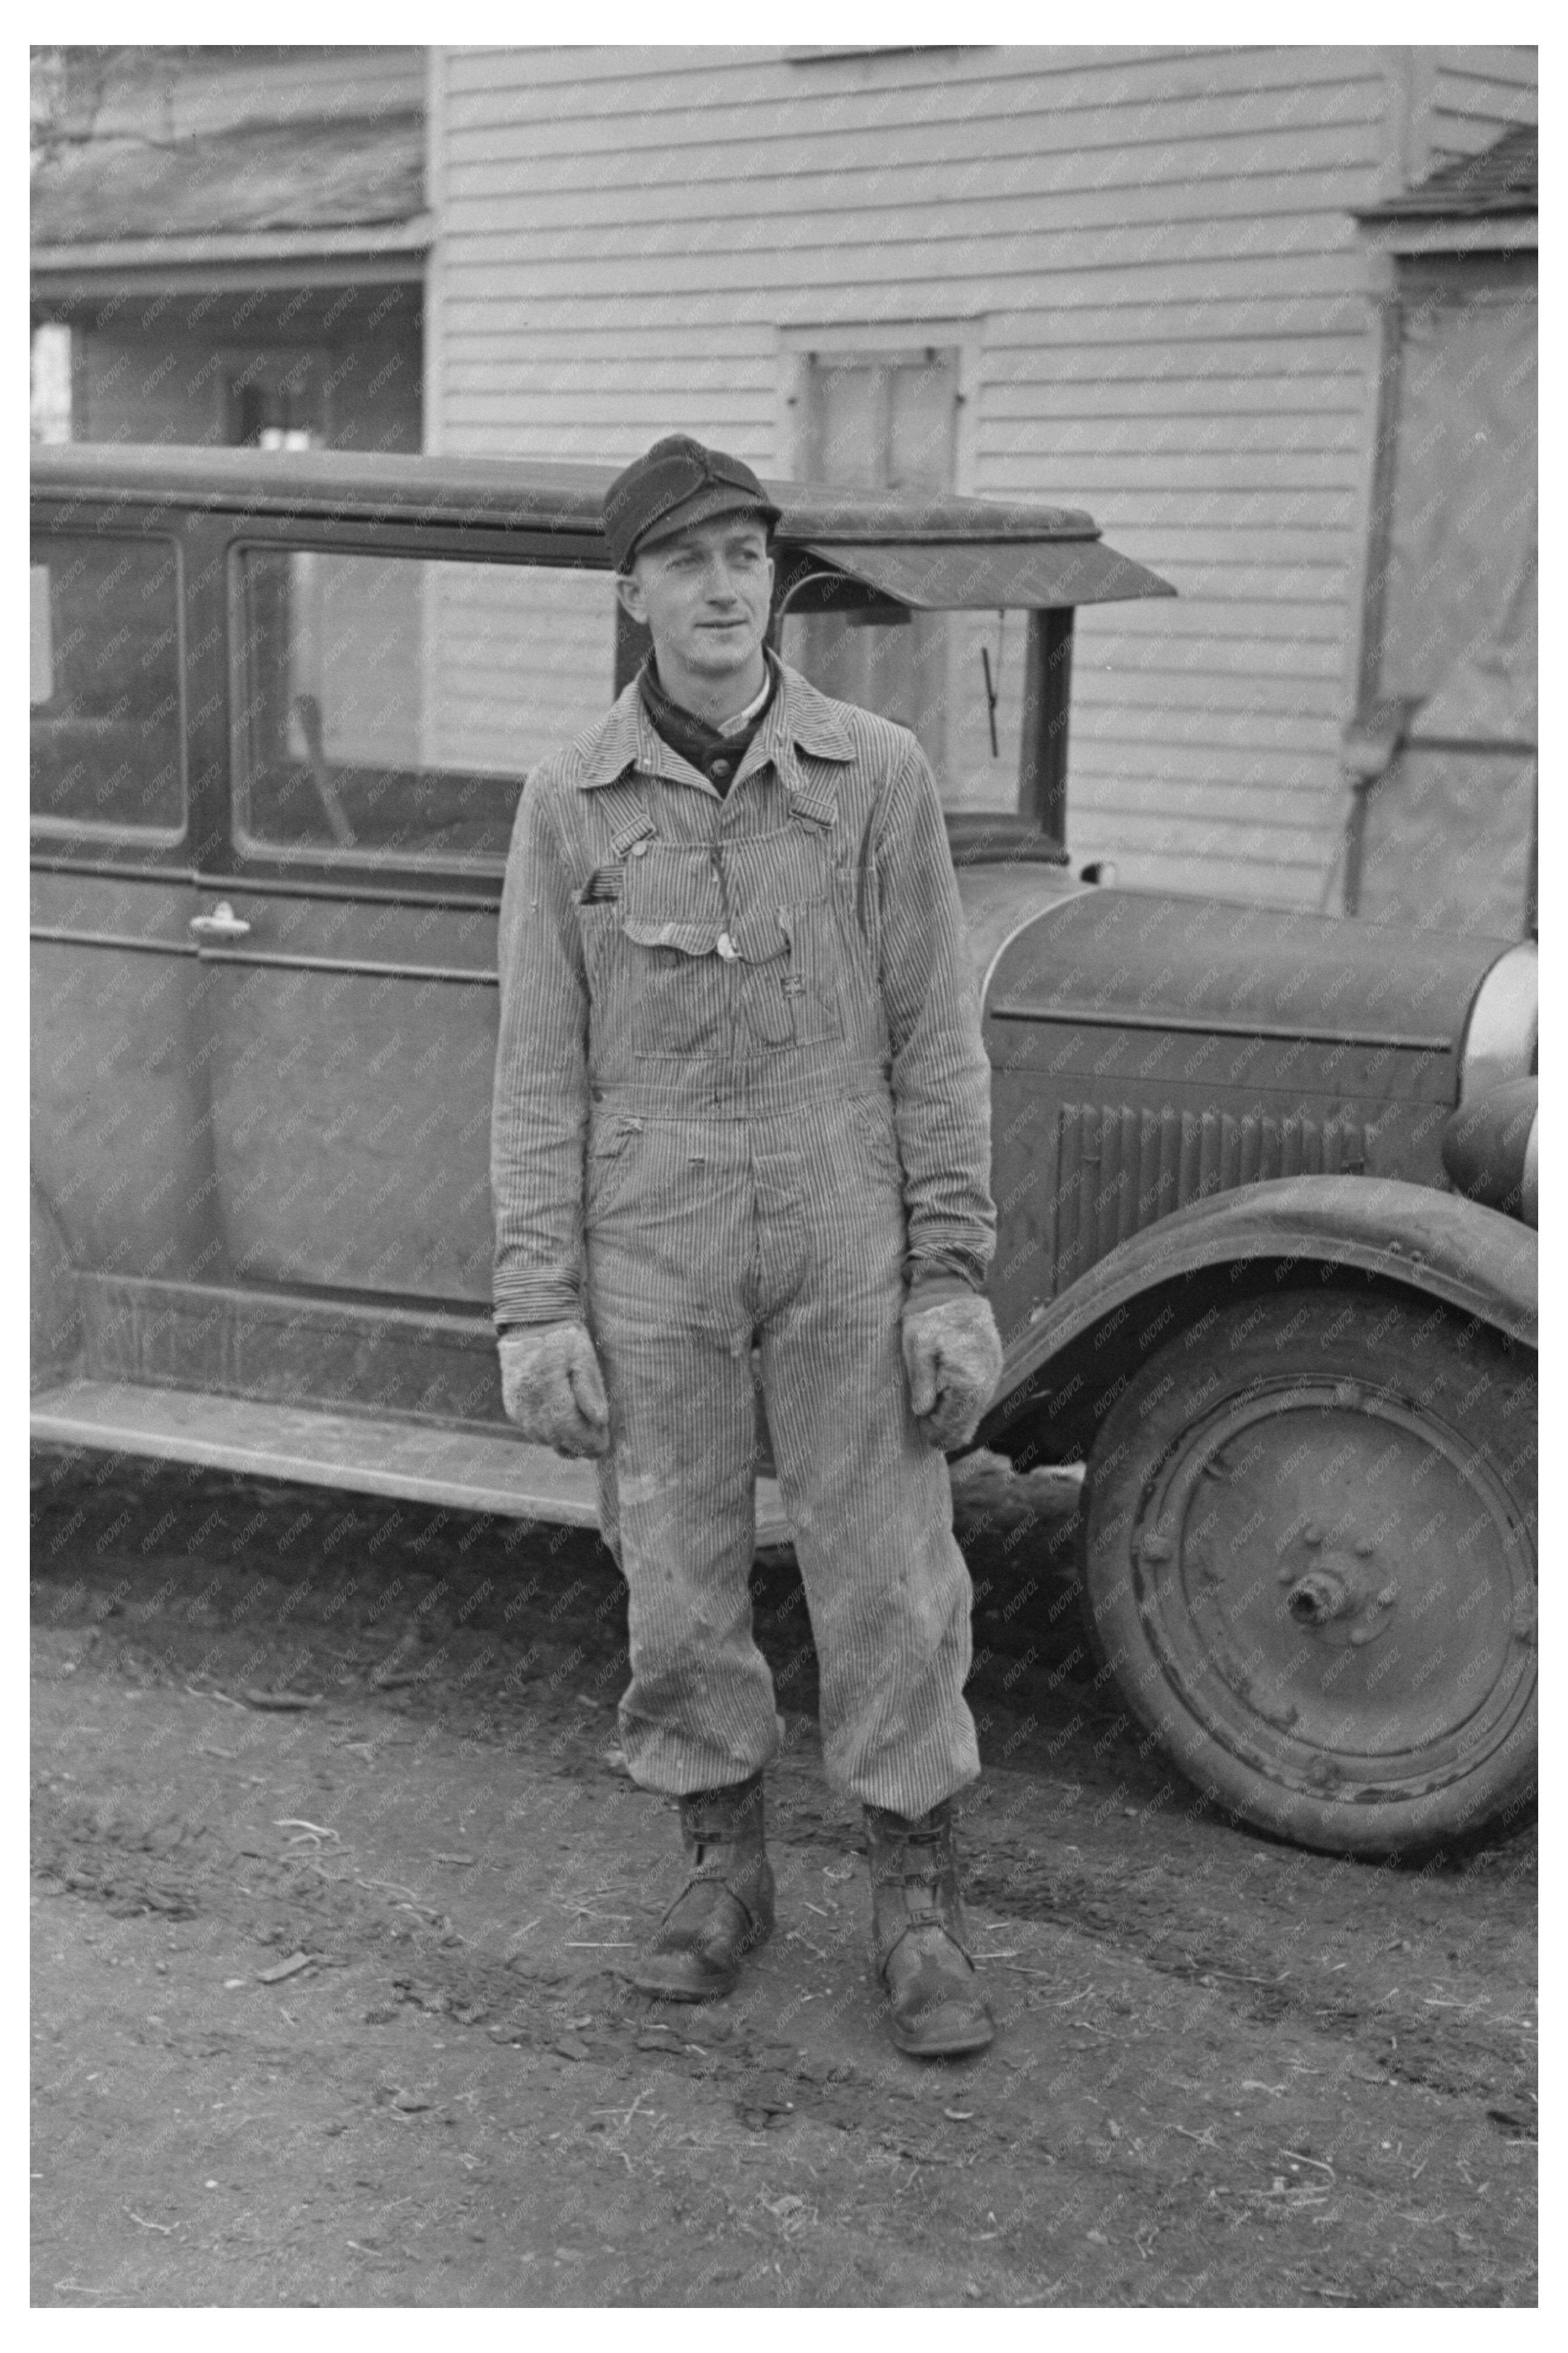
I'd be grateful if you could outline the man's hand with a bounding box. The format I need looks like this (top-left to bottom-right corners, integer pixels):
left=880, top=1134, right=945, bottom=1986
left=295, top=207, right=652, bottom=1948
left=498, top=1322, right=610, bottom=1458
left=901, top=1295, right=1004, bottom=1452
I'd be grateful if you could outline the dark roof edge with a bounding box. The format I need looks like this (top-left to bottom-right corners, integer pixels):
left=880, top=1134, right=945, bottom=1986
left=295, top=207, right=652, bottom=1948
left=1356, top=120, right=1536, bottom=222
left=1356, top=189, right=1537, bottom=223
left=31, top=218, right=433, bottom=271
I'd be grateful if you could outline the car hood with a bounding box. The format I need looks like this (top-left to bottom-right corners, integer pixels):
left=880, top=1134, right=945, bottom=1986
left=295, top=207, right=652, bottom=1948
left=976, top=888, right=1514, bottom=1066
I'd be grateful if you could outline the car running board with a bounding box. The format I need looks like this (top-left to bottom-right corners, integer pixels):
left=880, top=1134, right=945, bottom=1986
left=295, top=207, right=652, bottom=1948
left=30, top=1377, right=795, bottom=1546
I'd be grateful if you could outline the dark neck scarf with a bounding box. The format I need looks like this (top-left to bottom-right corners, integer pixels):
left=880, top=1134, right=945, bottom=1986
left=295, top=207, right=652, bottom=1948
left=638, top=650, right=779, bottom=796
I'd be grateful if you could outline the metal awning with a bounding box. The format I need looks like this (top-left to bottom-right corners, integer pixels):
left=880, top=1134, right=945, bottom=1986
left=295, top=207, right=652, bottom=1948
left=803, top=537, right=1174, bottom=611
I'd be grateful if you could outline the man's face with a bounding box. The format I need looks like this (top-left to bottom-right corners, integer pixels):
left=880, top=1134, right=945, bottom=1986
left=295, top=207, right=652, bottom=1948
left=617, top=513, right=774, bottom=683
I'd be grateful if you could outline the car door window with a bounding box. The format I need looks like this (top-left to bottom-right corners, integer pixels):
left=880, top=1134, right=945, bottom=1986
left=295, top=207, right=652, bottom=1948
left=779, top=603, right=1027, bottom=813
left=232, top=548, right=616, bottom=869
left=30, top=534, right=184, bottom=837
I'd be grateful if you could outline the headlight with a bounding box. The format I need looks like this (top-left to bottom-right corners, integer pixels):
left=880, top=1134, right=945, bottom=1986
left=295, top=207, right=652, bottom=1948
left=1459, top=940, right=1538, bottom=1102
left=1441, top=1077, right=1538, bottom=1228
left=1522, top=1104, right=1539, bottom=1229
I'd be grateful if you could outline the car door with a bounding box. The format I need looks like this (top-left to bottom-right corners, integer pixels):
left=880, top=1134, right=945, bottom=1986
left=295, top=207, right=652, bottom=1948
left=184, top=523, right=619, bottom=1366
left=30, top=507, right=223, bottom=1330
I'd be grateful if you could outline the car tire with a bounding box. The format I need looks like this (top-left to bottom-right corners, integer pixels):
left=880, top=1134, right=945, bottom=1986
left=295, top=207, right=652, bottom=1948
left=1079, top=1284, right=1536, bottom=1856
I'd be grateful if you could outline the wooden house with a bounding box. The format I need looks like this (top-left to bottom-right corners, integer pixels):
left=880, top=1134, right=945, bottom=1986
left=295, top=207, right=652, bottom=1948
left=33, top=43, right=1536, bottom=913
left=425, top=43, right=1535, bottom=908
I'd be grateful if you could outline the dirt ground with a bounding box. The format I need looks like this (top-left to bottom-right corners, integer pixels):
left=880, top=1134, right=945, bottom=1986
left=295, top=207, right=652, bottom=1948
left=30, top=1444, right=1536, bottom=2309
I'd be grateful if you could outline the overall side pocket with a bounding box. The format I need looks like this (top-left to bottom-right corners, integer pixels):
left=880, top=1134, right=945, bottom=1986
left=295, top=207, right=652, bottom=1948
left=848, top=1094, right=905, bottom=1198
left=585, top=1113, right=643, bottom=1224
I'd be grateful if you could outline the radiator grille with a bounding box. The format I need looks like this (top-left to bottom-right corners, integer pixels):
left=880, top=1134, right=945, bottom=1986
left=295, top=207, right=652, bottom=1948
left=1053, top=1104, right=1367, bottom=1288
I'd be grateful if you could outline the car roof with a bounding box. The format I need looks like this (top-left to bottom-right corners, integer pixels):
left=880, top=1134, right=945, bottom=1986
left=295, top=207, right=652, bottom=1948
left=30, top=442, right=1175, bottom=608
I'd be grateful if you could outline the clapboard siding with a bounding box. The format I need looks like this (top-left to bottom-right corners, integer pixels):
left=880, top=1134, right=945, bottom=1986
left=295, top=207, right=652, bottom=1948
left=445, top=397, right=1364, bottom=462
left=446, top=44, right=1382, bottom=124
left=1072, top=740, right=1340, bottom=789
left=442, top=367, right=1365, bottom=428
left=443, top=90, right=1384, bottom=150
left=987, top=394, right=1364, bottom=438
left=440, top=297, right=1370, bottom=349
left=439, top=249, right=1370, bottom=303
left=1079, top=777, right=1341, bottom=823
left=1428, top=47, right=1537, bottom=158
left=983, top=342, right=1369, bottom=384
left=463, top=43, right=1358, bottom=93
left=1100, top=602, right=1345, bottom=644
left=1092, top=635, right=1344, bottom=679
left=431, top=41, right=1535, bottom=902
left=1125, top=569, right=1347, bottom=605
left=443, top=149, right=1385, bottom=214
left=973, top=454, right=1361, bottom=496
left=1070, top=669, right=1342, bottom=717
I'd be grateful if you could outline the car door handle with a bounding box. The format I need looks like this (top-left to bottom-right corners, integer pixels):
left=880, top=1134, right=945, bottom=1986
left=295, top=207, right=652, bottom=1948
left=188, top=901, right=252, bottom=941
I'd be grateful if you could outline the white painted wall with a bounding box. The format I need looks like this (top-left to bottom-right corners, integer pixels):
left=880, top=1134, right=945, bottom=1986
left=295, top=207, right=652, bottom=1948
left=428, top=43, right=1535, bottom=903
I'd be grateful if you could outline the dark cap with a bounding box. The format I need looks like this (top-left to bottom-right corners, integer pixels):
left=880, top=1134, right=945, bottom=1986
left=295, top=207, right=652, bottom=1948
left=603, top=434, right=782, bottom=572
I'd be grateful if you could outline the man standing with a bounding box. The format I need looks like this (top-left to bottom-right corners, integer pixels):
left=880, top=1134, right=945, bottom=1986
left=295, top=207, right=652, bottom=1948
left=492, top=435, right=1004, bottom=2057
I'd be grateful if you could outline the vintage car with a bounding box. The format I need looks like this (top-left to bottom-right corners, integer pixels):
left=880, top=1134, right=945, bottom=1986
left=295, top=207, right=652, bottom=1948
left=31, top=442, right=1536, bottom=1858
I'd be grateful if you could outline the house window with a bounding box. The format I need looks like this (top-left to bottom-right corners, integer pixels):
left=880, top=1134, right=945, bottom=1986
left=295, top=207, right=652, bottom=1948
left=225, top=352, right=324, bottom=450
left=30, top=322, right=72, bottom=443
left=799, top=349, right=957, bottom=491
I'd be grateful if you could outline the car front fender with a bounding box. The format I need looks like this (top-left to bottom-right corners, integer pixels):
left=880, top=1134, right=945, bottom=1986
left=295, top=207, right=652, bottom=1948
left=982, top=1175, right=1537, bottom=1451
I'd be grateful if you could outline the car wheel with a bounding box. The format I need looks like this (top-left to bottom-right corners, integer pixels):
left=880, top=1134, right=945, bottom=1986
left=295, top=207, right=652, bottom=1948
left=1080, top=1286, right=1536, bottom=1855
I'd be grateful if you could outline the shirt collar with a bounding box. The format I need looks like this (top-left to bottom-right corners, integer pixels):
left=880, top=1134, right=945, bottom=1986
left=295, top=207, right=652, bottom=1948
left=716, top=666, right=774, bottom=738
left=577, top=653, right=857, bottom=790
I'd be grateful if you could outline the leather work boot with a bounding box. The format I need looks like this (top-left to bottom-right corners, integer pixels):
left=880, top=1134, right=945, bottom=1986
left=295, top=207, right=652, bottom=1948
left=629, top=1773, right=775, bottom=2001
left=864, top=1799, right=994, bottom=2058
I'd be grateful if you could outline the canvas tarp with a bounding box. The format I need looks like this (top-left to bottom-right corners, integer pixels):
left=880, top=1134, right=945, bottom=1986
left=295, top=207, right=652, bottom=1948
left=1358, top=274, right=1537, bottom=934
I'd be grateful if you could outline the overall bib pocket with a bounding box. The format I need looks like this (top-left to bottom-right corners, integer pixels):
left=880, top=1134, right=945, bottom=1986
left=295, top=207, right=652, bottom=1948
left=619, top=844, right=727, bottom=1057
left=614, top=823, right=846, bottom=1058
left=723, top=826, right=844, bottom=1054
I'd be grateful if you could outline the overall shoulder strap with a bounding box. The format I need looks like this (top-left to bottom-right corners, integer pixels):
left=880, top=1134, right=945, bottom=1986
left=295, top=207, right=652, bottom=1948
left=785, top=761, right=854, bottom=879
left=591, top=778, right=659, bottom=858
left=786, top=770, right=839, bottom=832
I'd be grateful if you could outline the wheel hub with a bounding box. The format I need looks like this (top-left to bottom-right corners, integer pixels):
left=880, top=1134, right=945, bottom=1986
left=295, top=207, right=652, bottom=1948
left=1129, top=1376, right=1535, bottom=1797
left=1281, top=1530, right=1398, bottom=1646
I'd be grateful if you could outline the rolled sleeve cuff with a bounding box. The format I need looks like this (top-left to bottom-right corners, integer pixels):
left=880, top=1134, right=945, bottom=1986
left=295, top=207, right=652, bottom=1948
left=493, top=1271, right=581, bottom=1333
left=904, top=1257, right=988, bottom=1313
